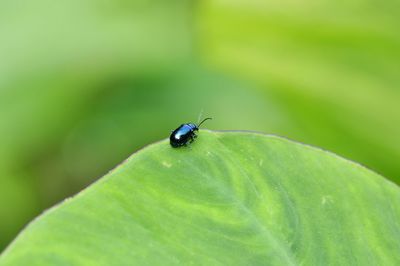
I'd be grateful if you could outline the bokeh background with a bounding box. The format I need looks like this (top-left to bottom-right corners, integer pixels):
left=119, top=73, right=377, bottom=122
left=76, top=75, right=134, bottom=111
left=1, top=0, right=399, bottom=251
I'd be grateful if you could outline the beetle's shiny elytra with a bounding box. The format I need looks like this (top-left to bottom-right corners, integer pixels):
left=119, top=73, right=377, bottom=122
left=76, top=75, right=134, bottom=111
left=170, top=118, right=212, bottom=148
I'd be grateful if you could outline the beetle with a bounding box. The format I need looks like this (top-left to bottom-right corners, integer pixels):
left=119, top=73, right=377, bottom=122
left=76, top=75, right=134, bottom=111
left=170, top=117, right=212, bottom=148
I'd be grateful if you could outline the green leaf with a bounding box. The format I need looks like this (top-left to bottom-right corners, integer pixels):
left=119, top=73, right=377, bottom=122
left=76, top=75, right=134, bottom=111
left=1, top=131, right=399, bottom=265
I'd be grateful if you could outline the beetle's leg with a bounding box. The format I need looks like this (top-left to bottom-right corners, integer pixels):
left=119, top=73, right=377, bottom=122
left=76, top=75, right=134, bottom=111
left=187, top=134, right=196, bottom=144
left=184, top=142, right=192, bottom=149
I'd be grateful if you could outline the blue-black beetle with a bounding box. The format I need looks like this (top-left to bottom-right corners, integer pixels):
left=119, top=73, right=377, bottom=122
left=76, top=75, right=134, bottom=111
left=170, top=118, right=212, bottom=148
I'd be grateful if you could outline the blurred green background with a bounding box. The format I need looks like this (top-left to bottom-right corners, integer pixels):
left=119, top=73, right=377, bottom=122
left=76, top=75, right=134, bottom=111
left=1, top=0, right=399, bottom=251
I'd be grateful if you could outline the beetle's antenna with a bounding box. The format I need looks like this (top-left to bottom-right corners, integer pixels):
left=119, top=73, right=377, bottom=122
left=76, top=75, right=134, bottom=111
left=197, top=109, right=204, bottom=124
left=197, top=117, right=212, bottom=128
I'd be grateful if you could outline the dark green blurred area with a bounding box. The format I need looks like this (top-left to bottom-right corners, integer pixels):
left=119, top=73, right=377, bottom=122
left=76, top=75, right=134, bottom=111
left=1, top=0, right=399, bottom=251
